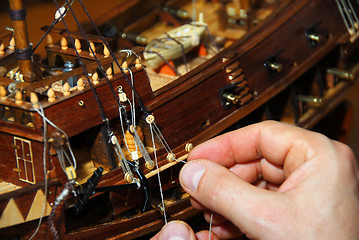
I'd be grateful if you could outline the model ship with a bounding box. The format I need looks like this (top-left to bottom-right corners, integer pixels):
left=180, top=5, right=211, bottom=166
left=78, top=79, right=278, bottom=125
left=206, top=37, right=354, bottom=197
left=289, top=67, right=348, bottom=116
left=0, top=0, right=358, bottom=239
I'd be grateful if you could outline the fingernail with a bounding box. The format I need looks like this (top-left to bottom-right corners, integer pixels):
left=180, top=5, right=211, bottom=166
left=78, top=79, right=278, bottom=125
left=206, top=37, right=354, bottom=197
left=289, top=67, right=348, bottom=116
left=160, top=221, right=190, bottom=240
left=180, top=162, right=205, bottom=192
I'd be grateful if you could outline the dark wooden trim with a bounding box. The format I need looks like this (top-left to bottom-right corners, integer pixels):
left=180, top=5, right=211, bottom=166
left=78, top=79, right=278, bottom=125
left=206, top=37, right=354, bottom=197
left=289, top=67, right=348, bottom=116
left=0, top=178, right=60, bottom=202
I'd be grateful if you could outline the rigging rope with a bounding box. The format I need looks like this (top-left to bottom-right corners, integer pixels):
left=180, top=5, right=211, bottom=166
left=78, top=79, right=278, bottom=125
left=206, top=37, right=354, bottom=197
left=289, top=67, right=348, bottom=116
left=110, top=132, right=133, bottom=181
left=76, top=0, right=150, bottom=115
left=51, top=5, right=136, bottom=172
left=119, top=49, right=152, bottom=84
left=132, top=128, right=154, bottom=169
left=129, top=69, right=136, bottom=128
left=45, top=0, right=191, bottom=231
left=61, top=1, right=146, bottom=173
left=52, top=0, right=111, bottom=132
left=52, top=1, right=135, bottom=180
left=208, top=212, right=213, bottom=240
left=73, top=0, right=183, bottom=168
left=63, top=0, right=119, bottom=104
left=152, top=122, right=173, bottom=154
left=32, top=0, right=75, bottom=53
left=63, top=0, right=177, bottom=183
left=150, top=122, right=167, bottom=224
left=28, top=105, right=49, bottom=240
left=143, top=49, right=181, bottom=75
left=35, top=105, right=78, bottom=177
left=48, top=182, right=72, bottom=240
left=118, top=105, right=131, bottom=155
left=162, top=32, right=188, bottom=72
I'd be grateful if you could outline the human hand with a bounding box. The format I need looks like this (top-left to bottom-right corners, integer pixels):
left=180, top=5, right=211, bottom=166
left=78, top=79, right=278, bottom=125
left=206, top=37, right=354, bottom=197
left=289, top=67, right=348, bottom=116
left=151, top=220, right=219, bottom=240
left=153, top=121, right=359, bottom=239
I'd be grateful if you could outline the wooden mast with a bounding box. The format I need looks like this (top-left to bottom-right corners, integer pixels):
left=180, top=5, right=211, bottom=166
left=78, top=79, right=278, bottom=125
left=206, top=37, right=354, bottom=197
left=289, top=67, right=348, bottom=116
left=9, top=0, right=35, bottom=82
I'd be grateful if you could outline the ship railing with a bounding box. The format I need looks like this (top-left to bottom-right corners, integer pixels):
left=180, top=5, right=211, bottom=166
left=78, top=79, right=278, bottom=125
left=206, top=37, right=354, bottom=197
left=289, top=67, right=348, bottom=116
left=0, top=28, right=14, bottom=57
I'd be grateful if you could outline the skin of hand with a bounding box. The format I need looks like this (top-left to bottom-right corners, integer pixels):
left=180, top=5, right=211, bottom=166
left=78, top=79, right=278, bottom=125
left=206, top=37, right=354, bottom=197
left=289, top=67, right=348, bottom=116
left=152, top=120, right=359, bottom=240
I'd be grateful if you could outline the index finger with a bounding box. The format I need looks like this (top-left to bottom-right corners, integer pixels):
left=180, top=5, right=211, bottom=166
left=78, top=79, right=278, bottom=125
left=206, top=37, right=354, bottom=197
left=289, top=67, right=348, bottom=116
left=188, top=120, right=333, bottom=179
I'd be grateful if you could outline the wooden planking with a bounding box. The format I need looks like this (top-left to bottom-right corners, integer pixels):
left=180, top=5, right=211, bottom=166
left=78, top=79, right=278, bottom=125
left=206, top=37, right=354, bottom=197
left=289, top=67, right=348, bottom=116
left=152, top=69, right=232, bottom=148
left=0, top=133, right=49, bottom=186
left=240, top=0, right=346, bottom=96
left=25, top=189, right=52, bottom=222
left=41, top=69, right=154, bottom=138
left=0, top=181, right=21, bottom=195
left=146, top=0, right=350, bottom=153
left=14, top=190, right=37, bottom=220
left=0, top=198, right=24, bottom=228
left=0, top=189, right=52, bottom=228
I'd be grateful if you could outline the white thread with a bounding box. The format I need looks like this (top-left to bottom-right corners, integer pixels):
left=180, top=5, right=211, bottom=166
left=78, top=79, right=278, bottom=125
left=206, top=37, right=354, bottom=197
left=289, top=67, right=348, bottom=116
left=128, top=67, right=139, bottom=159
left=29, top=105, right=49, bottom=240
left=121, top=49, right=153, bottom=86
left=150, top=123, right=167, bottom=224
left=173, top=158, right=187, bottom=164
left=119, top=106, right=131, bottom=153
left=35, top=106, right=77, bottom=173
left=153, top=122, right=172, bottom=154
left=57, top=148, right=67, bottom=172
left=119, top=49, right=133, bottom=58
left=127, top=68, right=136, bottom=127
left=114, top=142, right=131, bottom=176
left=209, top=212, right=213, bottom=240
left=60, top=148, right=74, bottom=171
left=119, top=49, right=149, bottom=77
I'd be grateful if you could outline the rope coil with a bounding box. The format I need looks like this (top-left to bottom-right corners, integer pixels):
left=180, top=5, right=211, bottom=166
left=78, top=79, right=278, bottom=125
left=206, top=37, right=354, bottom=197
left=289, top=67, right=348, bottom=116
left=8, top=8, right=27, bottom=20
left=15, top=44, right=33, bottom=60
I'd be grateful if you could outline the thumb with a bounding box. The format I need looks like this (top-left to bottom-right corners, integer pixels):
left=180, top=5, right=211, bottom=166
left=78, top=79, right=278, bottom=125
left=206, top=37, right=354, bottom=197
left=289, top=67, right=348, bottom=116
left=179, top=160, right=293, bottom=238
left=150, top=221, right=197, bottom=240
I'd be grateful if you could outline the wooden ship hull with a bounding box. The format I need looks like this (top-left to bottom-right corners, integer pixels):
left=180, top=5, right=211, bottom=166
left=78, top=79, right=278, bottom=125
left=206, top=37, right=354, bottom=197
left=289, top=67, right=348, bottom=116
left=0, top=0, right=358, bottom=239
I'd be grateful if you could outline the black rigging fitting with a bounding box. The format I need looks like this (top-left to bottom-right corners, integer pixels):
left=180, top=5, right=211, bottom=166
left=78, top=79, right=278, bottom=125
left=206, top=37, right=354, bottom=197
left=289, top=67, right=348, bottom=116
left=74, top=162, right=151, bottom=215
